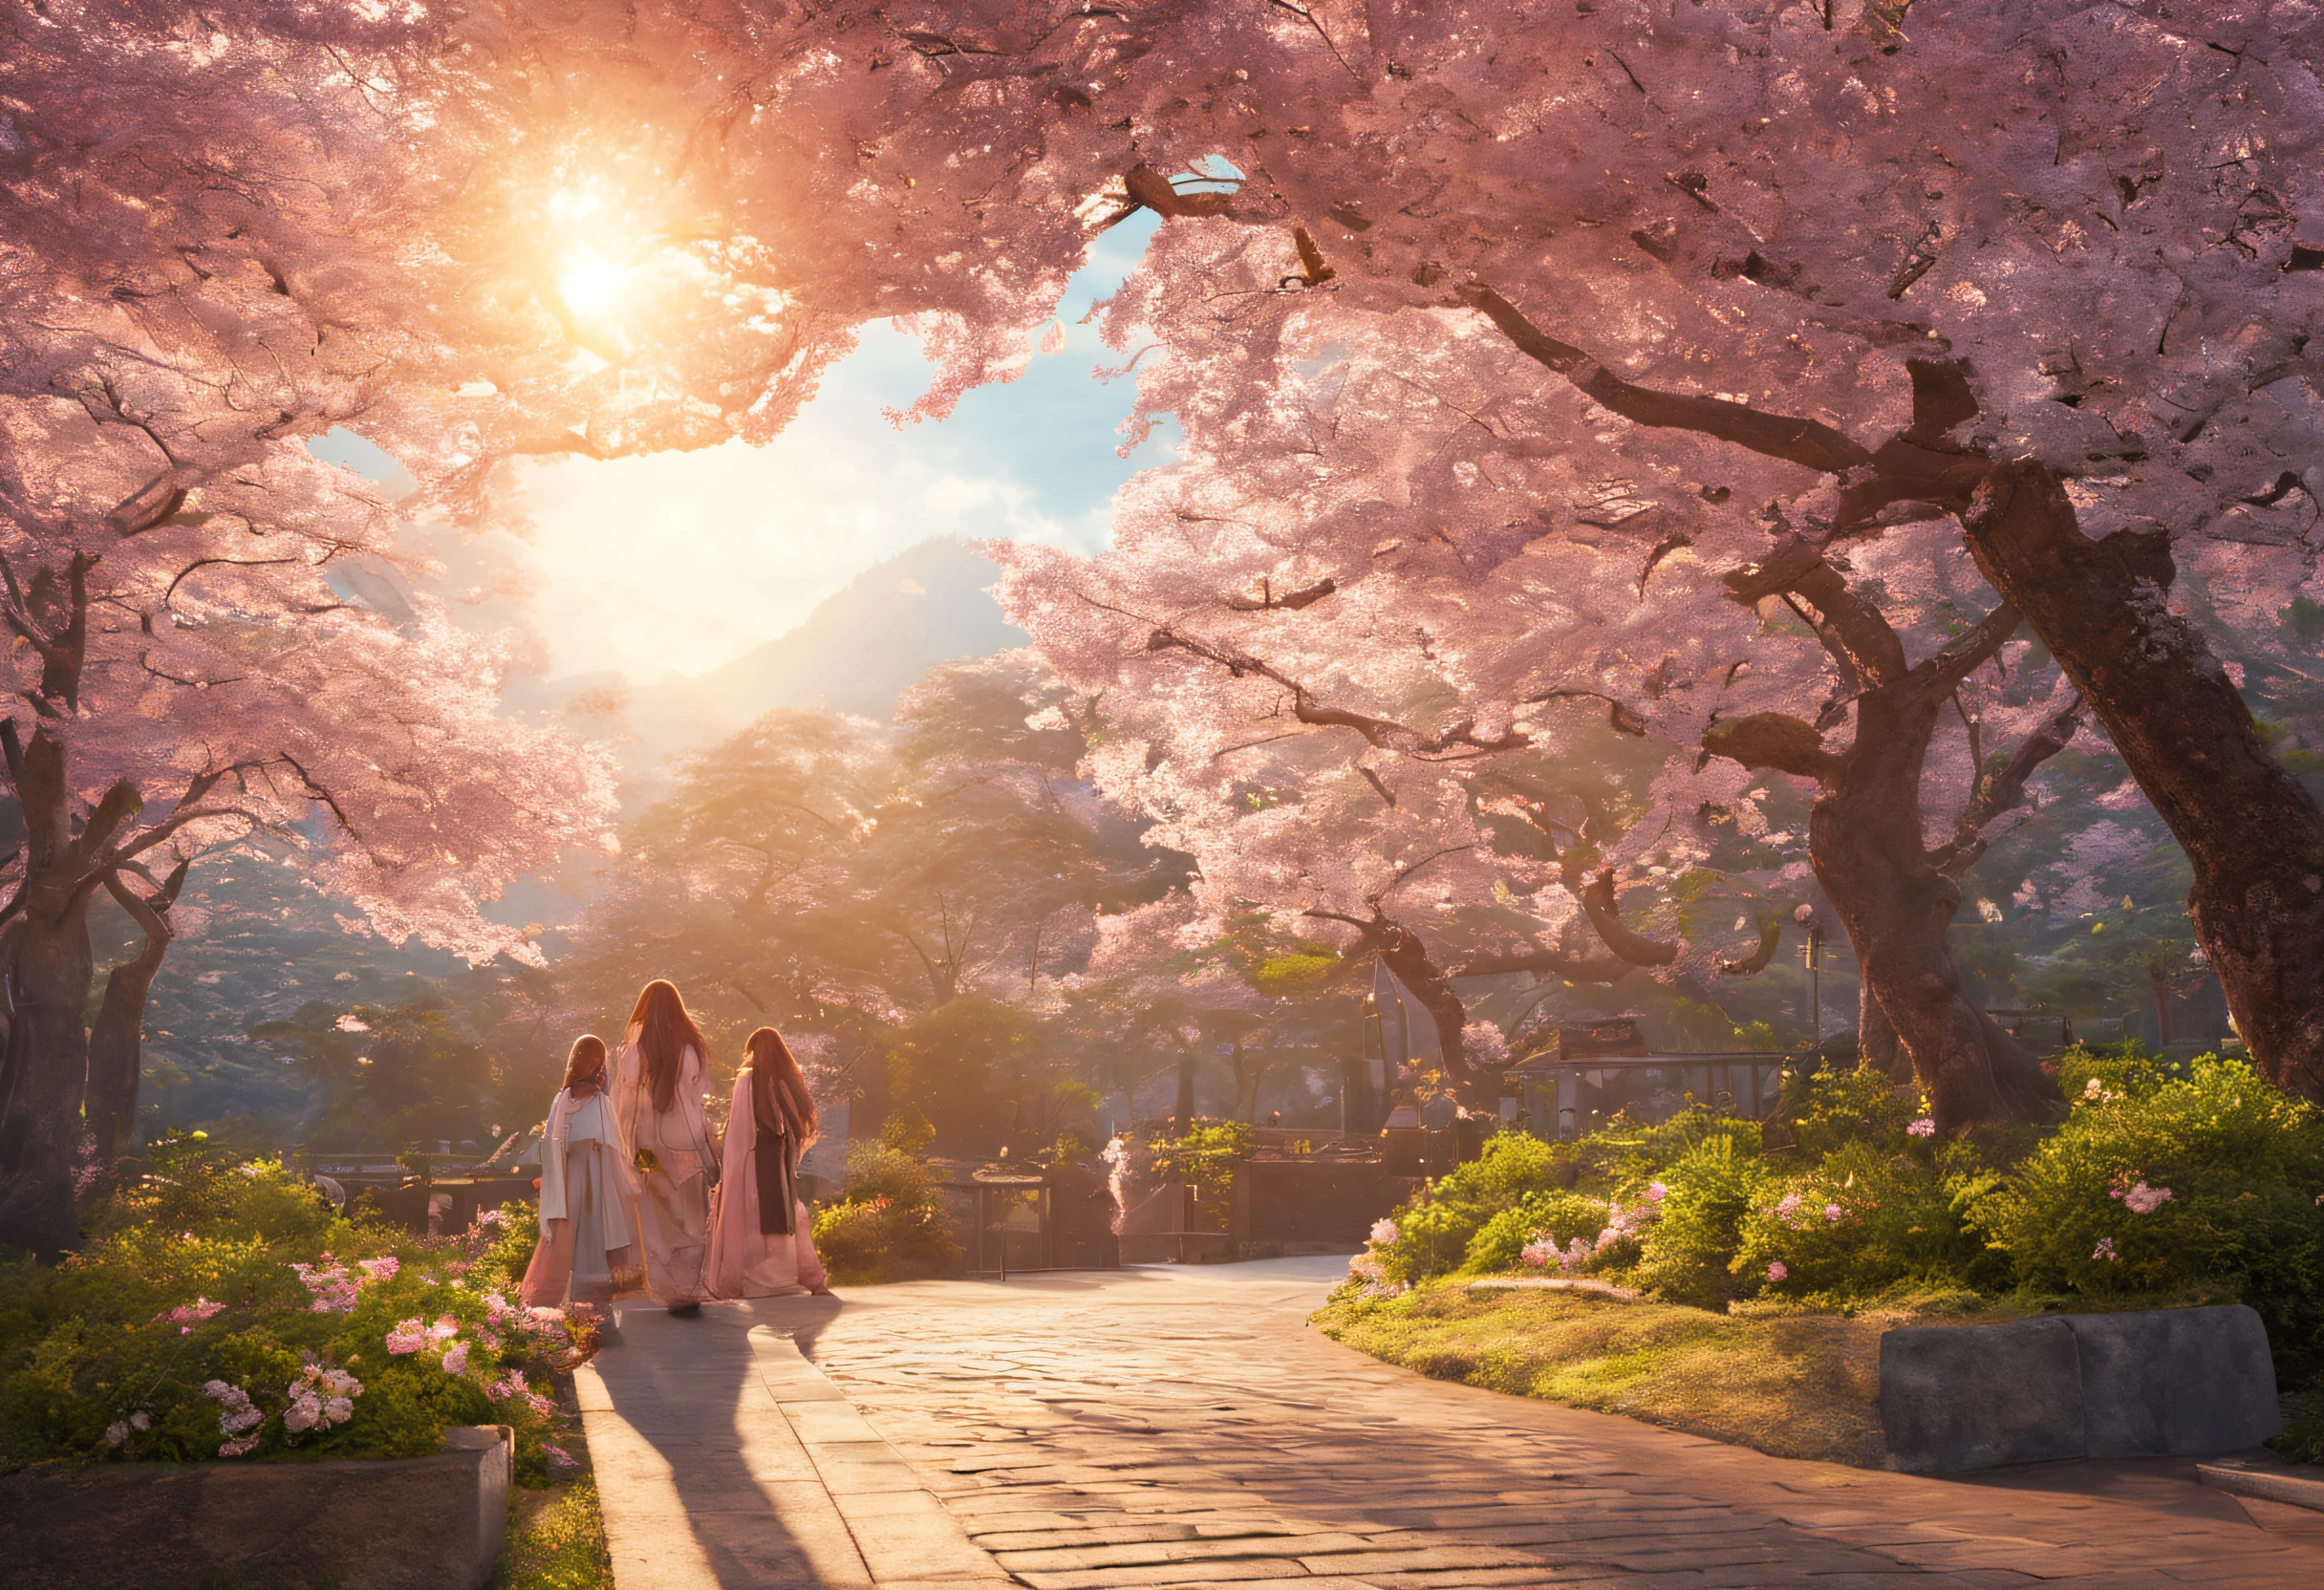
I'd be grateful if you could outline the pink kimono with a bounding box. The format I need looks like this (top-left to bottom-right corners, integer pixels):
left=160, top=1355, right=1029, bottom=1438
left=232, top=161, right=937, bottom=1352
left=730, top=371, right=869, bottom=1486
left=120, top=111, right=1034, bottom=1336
left=705, top=1064, right=829, bottom=1298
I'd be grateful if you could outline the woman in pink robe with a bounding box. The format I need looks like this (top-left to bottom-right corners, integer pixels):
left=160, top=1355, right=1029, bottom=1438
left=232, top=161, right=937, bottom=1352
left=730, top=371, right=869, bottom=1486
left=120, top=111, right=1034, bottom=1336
left=707, top=1026, right=832, bottom=1299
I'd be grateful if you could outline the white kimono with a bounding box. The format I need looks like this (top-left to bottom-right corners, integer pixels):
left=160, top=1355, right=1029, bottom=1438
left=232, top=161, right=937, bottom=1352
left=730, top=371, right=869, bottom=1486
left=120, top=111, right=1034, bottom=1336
left=520, top=1086, right=640, bottom=1307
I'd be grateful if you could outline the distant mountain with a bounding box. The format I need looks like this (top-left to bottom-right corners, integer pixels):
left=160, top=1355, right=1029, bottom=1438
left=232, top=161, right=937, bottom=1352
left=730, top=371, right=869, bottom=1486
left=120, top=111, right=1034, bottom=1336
left=141, top=538, right=1029, bottom=1137
left=510, top=538, right=1027, bottom=800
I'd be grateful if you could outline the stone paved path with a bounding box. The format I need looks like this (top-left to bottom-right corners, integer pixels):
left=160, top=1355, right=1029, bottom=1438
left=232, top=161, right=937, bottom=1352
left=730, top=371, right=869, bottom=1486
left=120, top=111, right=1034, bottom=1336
left=743, top=1257, right=2324, bottom=1590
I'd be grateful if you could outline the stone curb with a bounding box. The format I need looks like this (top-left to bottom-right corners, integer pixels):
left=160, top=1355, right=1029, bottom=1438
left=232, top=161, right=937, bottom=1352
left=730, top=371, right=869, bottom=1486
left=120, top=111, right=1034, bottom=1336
left=575, top=1303, right=1011, bottom=1588
left=2197, top=1455, right=2324, bottom=1514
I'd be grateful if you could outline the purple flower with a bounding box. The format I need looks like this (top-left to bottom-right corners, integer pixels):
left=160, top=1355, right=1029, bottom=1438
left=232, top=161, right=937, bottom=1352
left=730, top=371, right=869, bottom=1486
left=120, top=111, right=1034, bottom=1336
left=2093, top=1236, right=2120, bottom=1262
left=1823, top=1203, right=1843, bottom=1223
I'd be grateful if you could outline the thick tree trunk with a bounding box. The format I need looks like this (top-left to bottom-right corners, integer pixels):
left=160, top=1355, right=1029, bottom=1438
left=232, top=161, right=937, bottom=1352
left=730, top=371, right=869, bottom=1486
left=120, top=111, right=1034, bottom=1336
left=1859, top=987, right=1908, bottom=1081
left=1812, top=682, right=2056, bottom=1128
left=1172, top=1050, right=1196, bottom=1136
left=0, top=731, right=109, bottom=1257
left=1965, top=462, right=2324, bottom=1099
left=0, top=887, right=97, bottom=1258
left=84, top=866, right=185, bottom=1168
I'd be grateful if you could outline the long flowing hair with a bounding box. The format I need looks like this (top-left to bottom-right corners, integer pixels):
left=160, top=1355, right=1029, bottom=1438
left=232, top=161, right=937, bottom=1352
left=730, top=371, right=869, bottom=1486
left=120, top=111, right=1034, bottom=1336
left=744, top=1026, right=818, bottom=1149
left=562, top=1034, right=609, bottom=1099
left=629, top=980, right=707, bottom=1113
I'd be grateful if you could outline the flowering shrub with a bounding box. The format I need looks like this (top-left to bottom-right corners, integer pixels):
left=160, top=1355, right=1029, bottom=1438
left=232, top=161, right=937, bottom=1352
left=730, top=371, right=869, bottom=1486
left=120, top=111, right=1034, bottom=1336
left=1366, top=1132, right=1581, bottom=1284
left=1636, top=1135, right=1771, bottom=1309
left=1351, top=1049, right=2324, bottom=1414
left=1732, top=1139, right=2005, bottom=1301
left=809, top=1142, right=959, bottom=1285
left=0, top=1132, right=583, bottom=1479
left=1979, top=1053, right=2324, bottom=1375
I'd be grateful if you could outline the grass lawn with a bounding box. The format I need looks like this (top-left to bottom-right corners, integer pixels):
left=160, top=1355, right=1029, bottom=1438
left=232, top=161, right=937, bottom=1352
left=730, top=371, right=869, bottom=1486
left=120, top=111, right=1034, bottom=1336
left=1312, top=1281, right=2021, bottom=1469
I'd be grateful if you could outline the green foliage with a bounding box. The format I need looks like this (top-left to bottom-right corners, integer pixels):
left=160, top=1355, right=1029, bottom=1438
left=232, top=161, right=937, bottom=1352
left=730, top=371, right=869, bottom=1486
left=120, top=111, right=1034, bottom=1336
left=1149, top=1119, right=1255, bottom=1230
left=0, top=1134, right=584, bottom=1473
left=1779, top=1062, right=1926, bottom=1160
left=250, top=997, right=511, bottom=1153
left=1639, top=1136, right=1771, bottom=1309
left=1979, top=1054, right=2324, bottom=1377
left=809, top=1142, right=960, bottom=1285
left=1149, top=1120, right=1253, bottom=1192
left=1463, top=1191, right=1609, bottom=1275
left=497, top=1476, right=613, bottom=1590
left=1371, top=1132, right=1576, bottom=1284
left=1253, top=954, right=1338, bottom=994
left=1733, top=1142, right=2007, bottom=1300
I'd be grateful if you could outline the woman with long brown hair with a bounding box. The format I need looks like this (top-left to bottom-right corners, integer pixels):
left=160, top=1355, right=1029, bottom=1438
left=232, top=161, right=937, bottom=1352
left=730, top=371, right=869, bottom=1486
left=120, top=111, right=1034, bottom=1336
left=609, top=980, right=721, bottom=1313
left=520, top=1034, right=642, bottom=1308
left=706, top=1027, right=832, bottom=1298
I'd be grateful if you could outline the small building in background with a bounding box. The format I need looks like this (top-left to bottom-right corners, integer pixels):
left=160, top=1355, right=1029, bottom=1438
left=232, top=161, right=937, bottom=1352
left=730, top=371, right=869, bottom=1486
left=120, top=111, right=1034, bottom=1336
left=1503, top=1017, right=1785, bottom=1138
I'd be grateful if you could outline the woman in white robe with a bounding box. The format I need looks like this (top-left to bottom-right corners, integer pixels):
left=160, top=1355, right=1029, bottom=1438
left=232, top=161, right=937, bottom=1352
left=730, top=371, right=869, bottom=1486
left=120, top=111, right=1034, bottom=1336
left=611, top=979, right=721, bottom=1313
left=707, top=1026, right=832, bottom=1299
left=520, top=1035, right=641, bottom=1308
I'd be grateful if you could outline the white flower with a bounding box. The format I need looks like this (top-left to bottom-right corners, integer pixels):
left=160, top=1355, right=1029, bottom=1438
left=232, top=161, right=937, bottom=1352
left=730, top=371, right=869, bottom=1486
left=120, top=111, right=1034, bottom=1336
left=103, top=1421, right=130, bottom=1448
left=1368, top=1218, right=1398, bottom=1245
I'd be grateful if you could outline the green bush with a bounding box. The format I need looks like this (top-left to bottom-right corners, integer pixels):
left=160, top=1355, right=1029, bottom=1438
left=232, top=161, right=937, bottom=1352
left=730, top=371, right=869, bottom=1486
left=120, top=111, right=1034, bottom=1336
left=1372, top=1132, right=1576, bottom=1283
left=1638, top=1135, right=1770, bottom=1309
left=809, top=1143, right=960, bottom=1285
left=1347, top=1047, right=2324, bottom=1417
left=1733, top=1141, right=2006, bottom=1300
left=1463, top=1191, right=1610, bottom=1275
left=1980, top=1054, right=2324, bottom=1376
left=0, top=1134, right=584, bottom=1475
left=1150, top=1120, right=1255, bottom=1230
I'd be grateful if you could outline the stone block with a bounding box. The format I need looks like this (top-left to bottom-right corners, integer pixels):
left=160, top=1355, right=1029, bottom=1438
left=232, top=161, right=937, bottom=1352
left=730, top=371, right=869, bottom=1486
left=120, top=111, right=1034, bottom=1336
left=1881, top=1316, right=2086, bottom=1474
left=0, top=1424, right=511, bottom=1590
left=2063, top=1303, right=2280, bottom=1458
left=1880, top=1305, right=2283, bottom=1473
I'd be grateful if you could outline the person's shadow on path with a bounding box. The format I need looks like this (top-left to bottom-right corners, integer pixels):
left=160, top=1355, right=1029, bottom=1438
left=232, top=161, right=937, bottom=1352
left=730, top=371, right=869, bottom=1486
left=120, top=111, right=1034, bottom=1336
left=590, top=1295, right=863, bottom=1589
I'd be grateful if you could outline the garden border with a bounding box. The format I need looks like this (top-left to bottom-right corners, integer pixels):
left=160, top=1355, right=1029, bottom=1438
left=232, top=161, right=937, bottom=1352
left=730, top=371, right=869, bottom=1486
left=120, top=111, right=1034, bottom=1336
left=0, top=1422, right=511, bottom=1589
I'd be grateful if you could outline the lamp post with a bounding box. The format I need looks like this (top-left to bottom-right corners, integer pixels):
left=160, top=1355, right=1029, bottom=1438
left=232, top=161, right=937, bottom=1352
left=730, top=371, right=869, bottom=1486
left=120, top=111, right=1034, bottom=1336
left=1794, top=902, right=1825, bottom=1049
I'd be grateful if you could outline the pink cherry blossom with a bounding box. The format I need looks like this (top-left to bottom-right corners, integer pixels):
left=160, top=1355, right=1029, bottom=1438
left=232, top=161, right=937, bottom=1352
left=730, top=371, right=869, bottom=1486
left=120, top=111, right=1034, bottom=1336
left=1767, top=1262, right=1789, bottom=1284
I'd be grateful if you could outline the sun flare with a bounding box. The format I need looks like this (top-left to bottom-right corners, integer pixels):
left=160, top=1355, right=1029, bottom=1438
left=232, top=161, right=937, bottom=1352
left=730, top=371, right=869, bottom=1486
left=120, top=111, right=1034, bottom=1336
left=556, top=245, right=628, bottom=320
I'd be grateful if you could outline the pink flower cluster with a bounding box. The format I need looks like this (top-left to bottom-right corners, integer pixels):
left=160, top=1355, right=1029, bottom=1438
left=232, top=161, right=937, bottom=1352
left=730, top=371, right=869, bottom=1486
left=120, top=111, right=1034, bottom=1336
left=283, top=1362, right=363, bottom=1437
left=1767, top=1261, right=1789, bottom=1283
left=2121, top=1181, right=2173, bottom=1214
left=1368, top=1218, right=1398, bottom=1246
left=101, top=1409, right=152, bottom=1448
left=484, top=1368, right=556, bottom=1417
left=156, top=1296, right=226, bottom=1335
left=1346, top=1251, right=1404, bottom=1300
left=204, top=1380, right=266, bottom=1457
left=2093, top=1235, right=2120, bottom=1262
left=1906, top=1118, right=1937, bottom=1139
left=290, top=1251, right=397, bottom=1313
left=386, top=1313, right=469, bottom=1375
left=484, top=1291, right=569, bottom=1344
